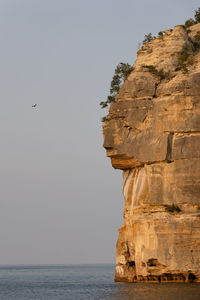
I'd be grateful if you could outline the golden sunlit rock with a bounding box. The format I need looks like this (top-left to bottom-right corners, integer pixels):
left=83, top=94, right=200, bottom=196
left=102, top=23, right=200, bottom=283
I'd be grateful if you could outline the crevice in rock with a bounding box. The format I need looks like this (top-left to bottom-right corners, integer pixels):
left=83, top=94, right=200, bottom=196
left=127, top=261, right=135, bottom=267
left=125, top=241, right=131, bottom=257
left=153, top=82, right=159, bottom=98
left=166, top=132, right=174, bottom=163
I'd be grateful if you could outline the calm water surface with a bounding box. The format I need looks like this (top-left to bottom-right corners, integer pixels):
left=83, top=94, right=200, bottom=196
left=0, top=265, right=199, bottom=300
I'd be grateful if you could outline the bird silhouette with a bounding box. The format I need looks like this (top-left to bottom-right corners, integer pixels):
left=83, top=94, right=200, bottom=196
left=32, top=104, right=37, bottom=108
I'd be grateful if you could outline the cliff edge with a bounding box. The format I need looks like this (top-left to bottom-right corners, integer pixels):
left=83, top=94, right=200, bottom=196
left=102, top=24, right=200, bottom=282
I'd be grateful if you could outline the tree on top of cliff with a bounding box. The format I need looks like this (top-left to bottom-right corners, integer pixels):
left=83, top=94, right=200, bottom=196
left=195, top=8, right=200, bottom=23
left=100, top=63, right=133, bottom=116
left=185, top=7, right=200, bottom=28
left=142, top=33, right=155, bottom=44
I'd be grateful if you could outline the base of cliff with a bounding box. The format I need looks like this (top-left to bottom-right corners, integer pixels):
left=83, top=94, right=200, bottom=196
left=115, top=267, right=200, bottom=283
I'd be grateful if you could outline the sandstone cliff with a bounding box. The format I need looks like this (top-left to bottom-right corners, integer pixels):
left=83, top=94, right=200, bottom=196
left=103, top=24, right=200, bottom=282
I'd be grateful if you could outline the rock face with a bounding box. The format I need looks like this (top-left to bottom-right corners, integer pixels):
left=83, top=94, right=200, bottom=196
left=102, top=24, right=200, bottom=282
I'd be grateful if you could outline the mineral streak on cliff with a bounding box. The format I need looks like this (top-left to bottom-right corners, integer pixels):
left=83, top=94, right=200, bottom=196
left=102, top=24, right=200, bottom=282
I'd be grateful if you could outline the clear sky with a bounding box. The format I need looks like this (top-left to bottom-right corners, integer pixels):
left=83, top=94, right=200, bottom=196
left=0, top=0, right=199, bottom=265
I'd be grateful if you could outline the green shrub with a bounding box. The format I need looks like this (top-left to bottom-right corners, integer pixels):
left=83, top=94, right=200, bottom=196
left=144, top=65, right=158, bottom=75
left=109, top=74, right=121, bottom=94
left=165, top=204, right=181, bottom=213
left=100, top=63, right=133, bottom=110
left=158, top=70, right=170, bottom=80
left=187, top=57, right=195, bottom=66
left=175, top=52, right=191, bottom=73
left=185, top=18, right=196, bottom=28
left=144, top=65, right=170, bottom=80
left=193, top=41, right=200, bottom=51
left=99, top=101, right=108, bottom=108
left=184, top=7, right=200, bottom=28
left=194, top=31, right=200, bottom=42
left=115, top=63, right=133, bottom=80
left=143, top=33, right=155, bottom=44
left=101, top=116, right=107, bottom=122
left=194, top=8, right=200, bottom=23
left=192, top=31, right=200, bottom=53
left=178, top=52, right=190, bottom=63
left=158, top=31, right=164, bottom=37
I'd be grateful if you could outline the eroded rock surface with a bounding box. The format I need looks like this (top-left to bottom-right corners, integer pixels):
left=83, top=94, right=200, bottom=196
left=102, top=24, right=200, bottom=282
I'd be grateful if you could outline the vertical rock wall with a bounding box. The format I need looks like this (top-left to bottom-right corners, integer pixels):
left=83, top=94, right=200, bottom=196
left=103, top=24, right=200, bottom=282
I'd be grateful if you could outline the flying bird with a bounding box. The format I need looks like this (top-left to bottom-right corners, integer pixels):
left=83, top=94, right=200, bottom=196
left=32, top=104, right=37, bottom=108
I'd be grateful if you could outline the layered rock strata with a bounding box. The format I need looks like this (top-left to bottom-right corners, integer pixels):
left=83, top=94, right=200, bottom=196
left=103, top=24, right=200, bottom=282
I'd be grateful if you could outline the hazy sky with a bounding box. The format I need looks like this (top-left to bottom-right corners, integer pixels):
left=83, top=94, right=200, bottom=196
left=0, top=0, right=199, bottom=264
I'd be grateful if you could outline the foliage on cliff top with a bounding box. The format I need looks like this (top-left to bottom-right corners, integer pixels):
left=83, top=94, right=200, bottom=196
left=143, top=7, right=200, bottom=47
left=100, top=63, right=133, bottom=122
left=142, top=33, right=156, bottom=44
left=185, top=7, right=200, bottom=28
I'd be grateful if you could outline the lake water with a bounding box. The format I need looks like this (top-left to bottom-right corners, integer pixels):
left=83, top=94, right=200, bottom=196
left=0, top=265, right=199, bottom=299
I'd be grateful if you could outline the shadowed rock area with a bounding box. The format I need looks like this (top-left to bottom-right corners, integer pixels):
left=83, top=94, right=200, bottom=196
left=102, top=24, right=200, bottom=282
